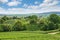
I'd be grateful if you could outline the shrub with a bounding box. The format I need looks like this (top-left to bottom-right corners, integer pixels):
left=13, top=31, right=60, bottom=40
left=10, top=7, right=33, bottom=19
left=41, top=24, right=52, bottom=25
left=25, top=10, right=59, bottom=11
left=48, top=14, right=60, bottom=23
left=0, top=19, right=4, bottom=24
left=2, top=16, right=9, bottom=21
left=13, top=21, right=26, bottom=31
left=0, top=24, right=11, bottom=32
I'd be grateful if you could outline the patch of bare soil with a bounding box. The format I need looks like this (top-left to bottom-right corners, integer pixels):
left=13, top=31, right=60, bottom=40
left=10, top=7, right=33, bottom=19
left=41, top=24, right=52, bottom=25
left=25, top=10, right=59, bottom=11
left=48, top=32, right=59, bottom=34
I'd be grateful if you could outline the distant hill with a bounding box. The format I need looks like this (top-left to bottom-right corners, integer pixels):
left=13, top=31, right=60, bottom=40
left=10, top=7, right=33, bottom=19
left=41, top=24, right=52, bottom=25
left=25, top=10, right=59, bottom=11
left=0, top=12, right=60, bottom=17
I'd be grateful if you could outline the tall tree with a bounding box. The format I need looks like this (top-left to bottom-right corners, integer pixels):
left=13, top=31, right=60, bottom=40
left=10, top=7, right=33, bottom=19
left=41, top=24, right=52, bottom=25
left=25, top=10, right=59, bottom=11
left=49, top=14, right=60, bottom=23
left=13, top=21, right=26, bottom=31
left=2, top=16, right=9, bottom=21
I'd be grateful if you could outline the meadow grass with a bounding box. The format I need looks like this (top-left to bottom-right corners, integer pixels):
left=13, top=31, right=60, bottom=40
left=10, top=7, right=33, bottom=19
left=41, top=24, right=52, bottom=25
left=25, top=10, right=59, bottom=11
left=0, top=31, right=60, bottom=40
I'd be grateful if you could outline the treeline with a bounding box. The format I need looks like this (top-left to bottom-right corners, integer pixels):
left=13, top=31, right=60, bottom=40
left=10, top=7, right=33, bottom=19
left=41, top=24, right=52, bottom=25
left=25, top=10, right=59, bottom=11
left=0, top=14, right=60, bottom=32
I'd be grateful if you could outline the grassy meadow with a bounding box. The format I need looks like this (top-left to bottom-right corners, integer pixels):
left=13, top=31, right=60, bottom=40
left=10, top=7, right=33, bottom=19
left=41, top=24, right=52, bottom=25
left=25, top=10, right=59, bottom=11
left=0, top=31, right=60, bottom=40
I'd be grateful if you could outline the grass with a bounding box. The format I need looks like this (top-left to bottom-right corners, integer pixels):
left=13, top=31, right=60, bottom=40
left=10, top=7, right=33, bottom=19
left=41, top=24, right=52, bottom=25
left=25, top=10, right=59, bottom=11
left=0, top=31, right=60, bottom=40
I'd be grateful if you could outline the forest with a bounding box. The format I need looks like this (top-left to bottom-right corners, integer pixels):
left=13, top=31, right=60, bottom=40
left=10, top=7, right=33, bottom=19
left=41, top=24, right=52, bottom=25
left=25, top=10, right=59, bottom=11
left=0, top=13, right=60, bottom=32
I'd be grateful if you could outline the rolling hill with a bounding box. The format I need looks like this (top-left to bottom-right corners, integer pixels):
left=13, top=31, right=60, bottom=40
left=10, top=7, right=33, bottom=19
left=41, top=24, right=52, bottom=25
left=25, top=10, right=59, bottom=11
left=0, top=12, right=60, bottom=17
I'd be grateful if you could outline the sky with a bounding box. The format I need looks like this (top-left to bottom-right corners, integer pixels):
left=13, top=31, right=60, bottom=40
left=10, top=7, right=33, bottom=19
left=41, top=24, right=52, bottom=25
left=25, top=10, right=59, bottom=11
left=0, top=0, right=60, bottom=14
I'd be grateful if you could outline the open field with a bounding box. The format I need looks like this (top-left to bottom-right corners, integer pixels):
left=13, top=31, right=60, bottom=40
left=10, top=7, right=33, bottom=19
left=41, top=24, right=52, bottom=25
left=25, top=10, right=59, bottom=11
left=0, top=31, right=60, bottom=40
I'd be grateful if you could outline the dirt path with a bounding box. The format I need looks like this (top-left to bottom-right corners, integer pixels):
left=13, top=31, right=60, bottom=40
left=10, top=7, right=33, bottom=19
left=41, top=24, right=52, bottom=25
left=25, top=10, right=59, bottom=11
left=48, top=32, right=59, bottom=34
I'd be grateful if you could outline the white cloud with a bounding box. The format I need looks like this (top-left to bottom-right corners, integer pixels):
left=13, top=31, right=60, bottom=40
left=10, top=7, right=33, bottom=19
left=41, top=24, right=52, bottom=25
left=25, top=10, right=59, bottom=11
left=39, top=0, right=59, bottom=8
left=0, top=0, right=8, bottom=3
left=0, top=7, right=39, bottom=14
left=27, top=5, right=38, bottom=9
left=23, top=4, right=38, bottom=9
left=0, top=6, right=60, bottom=14
left=23, top=4, right=39, bottom=9
left=0, top=0, right=60, bottom=14
left=24, top=0, right=60, bottom=9
left=7, top=0, right=21, bottom=6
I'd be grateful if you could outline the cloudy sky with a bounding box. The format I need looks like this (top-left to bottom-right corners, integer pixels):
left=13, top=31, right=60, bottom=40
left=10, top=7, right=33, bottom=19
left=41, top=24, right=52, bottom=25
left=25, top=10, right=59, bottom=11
left=0, top=0, right=60, bottom=14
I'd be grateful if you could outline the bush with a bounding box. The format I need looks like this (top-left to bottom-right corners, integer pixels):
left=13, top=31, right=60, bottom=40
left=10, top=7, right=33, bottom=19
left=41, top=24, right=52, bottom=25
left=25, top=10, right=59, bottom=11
left=13, top=21, right=26, bottom=31
left=2, top=16, right=9, bottom=21
left=0, top=19, right=4, bottom=24
left=48, top=14, right=60, bottom=23
left=26, top=24, right=39, bottom=31
left=0, top=24, right=11, bottom=32
left=0, top=14, right=59, bottom=32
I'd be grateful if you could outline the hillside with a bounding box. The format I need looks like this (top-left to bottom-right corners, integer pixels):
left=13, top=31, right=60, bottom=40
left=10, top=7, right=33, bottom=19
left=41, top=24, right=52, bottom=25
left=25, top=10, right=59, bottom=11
left=0, top=12, right=60, bottom=17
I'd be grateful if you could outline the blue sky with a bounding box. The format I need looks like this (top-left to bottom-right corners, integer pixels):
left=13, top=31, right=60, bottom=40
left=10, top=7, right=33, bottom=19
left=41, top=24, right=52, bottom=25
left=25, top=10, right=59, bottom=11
left=0, top=0, right=60, bottom=14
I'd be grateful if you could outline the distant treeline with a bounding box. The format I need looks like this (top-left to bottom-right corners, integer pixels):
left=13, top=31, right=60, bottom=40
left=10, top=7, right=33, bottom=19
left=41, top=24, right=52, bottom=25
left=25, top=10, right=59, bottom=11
left=0, top=14, right=60, bottom=32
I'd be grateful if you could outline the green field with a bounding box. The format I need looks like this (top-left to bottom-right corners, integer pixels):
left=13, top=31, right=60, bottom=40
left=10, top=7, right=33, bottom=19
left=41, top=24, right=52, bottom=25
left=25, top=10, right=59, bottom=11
left=0, top=31, right=60, bottom=40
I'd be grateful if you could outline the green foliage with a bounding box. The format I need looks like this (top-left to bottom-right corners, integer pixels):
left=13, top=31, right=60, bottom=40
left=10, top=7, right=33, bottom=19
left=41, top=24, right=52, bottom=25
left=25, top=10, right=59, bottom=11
left=48, top=14, right=60, bottom=23
left=26, top=24, right=39, bottom=31
left=48, top=22, right=56, bottom=30
left=30, top=19, right=37, bottom=24
left=0, top=24, right=11, bottom=32
left=38, top=17, right=59, bottom=31
left=0, top=19, right=4, bottom=24
left=12, top=16, right=17, bottom=19
left=13, top=21, right=26, bottom=31
left=2, top=16, right=9, bottom=21
left=0, top=14, right=60, bottom=32
left=28, top=15, right=38, bottom=19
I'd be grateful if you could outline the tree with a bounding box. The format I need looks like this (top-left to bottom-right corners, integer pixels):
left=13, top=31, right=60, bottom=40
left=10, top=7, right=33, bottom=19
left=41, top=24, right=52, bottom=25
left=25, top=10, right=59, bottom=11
left=0, top=19, right=4, bottom=24
left=48, top=14, right=60, bottom=23
left=40, top=24, right=48, bottom=31
left=12, top=16, right=17, bottom=19
left=0, top=24, right=11, bottom=32
left=38, top=19, right=48, bottom=31
left=30, top=19, right=37, bottom=24
left=28, top=15, right=38, bottom=24
left=2, top=16, right=9, bottom=21
left=48, top=22, right=56, bottom=30
left=13, top=21, right=26, bottom=31
left=26, top=24, right=39, bottom=31
left=27, top=15, right=38, bottom=20
left=38, top=18, right=58, bottom=31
